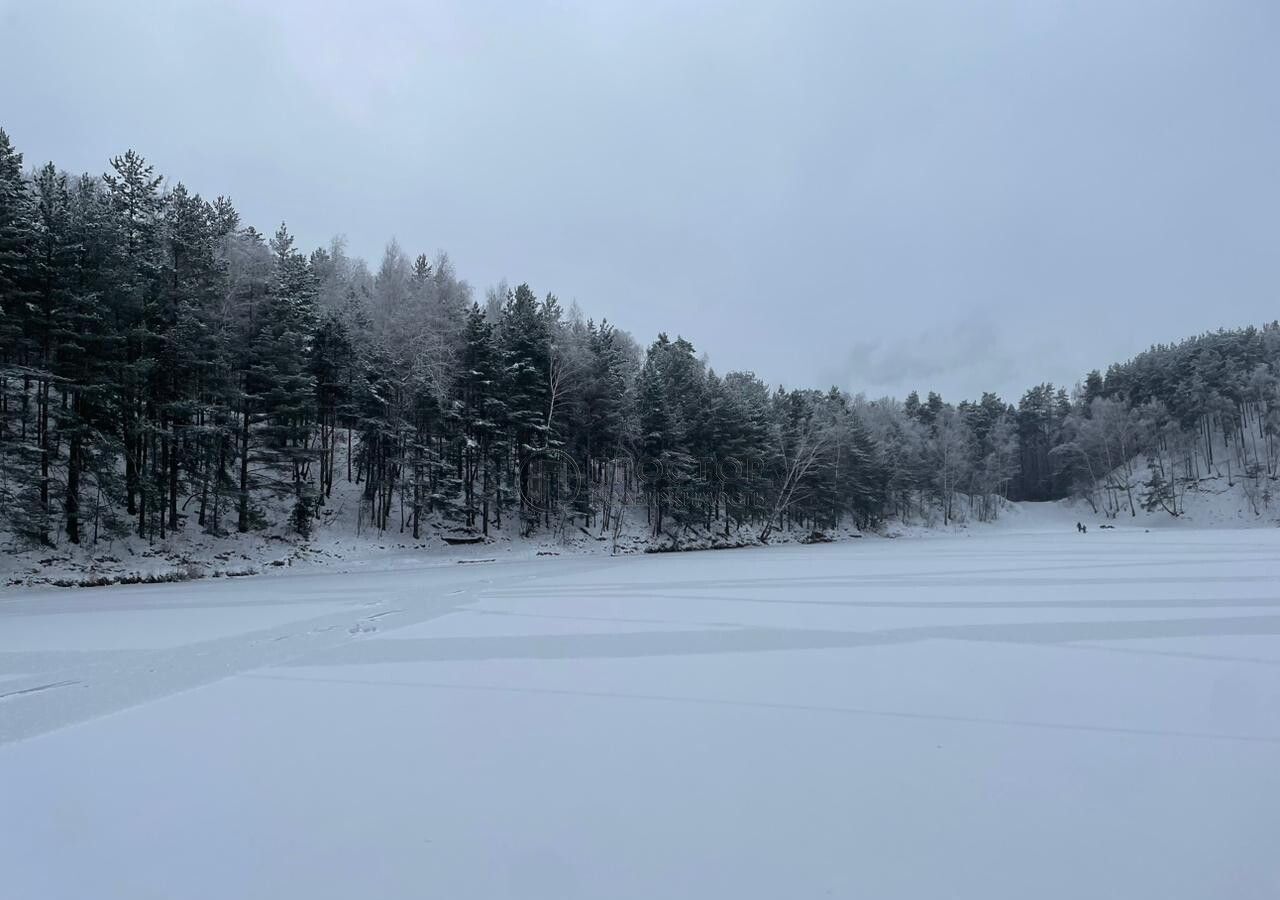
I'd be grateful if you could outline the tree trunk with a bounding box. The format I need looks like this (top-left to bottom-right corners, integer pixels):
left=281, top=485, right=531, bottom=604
left=65, top=427, right=81, bottom=545
left=38, top=377, right=50, bottom=545
left=168, top=424, right=179, bottom=530
left=238, top=398, right=250, bottom=533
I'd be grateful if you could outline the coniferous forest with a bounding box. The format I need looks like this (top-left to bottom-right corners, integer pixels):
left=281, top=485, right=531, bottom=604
left=2, top=127, right=1280, bottom=552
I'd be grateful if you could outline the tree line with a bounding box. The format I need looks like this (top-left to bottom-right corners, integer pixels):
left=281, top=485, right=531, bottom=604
left=1, top=128, right=1277, bottom=551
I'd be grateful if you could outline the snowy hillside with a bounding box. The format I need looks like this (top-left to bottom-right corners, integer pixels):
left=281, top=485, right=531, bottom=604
left=1060, top=415, right=1280, bottom=529
left=4, top=424, right=1275, bottom=590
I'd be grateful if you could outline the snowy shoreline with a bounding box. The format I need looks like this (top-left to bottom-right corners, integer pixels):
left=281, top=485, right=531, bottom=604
left=5, top=489, right=1275, bottom=592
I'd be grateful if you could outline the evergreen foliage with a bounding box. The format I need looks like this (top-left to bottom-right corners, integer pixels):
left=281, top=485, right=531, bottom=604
left=2, top=129, right=1277, bottom=549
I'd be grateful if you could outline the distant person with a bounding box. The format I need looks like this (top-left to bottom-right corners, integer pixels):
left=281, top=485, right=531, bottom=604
left=1076, top=522, right=1083, bottom=533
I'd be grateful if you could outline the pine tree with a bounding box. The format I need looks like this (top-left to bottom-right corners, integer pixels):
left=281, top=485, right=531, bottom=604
left=457, top=303, right=500, bottom=532
left=0, top=129, right=34, bottom=344
left=498, top=284, right=550, bottom=531
left=103, top=149, right=164, bottom=536
left=255, top=224, right=319, bottom=533
left=8, top=125, right=1280, bottom=555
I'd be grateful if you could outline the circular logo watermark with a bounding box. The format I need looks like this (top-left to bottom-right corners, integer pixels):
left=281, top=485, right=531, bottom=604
left=518, top=447, right=584, bottom=513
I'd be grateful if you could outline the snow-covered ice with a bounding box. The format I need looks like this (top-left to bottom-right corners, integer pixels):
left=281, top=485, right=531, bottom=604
left=2, top=524, right=1279, bottom=899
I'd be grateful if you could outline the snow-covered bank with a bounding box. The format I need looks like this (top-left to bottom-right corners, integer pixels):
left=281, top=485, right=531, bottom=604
left=7, top=394, right=1277, bottom=592
left=2, top=529, right=1278, bottom=899
left=5, top=481, right=1275, bottom=590
left=0, top=512, right=868, bottom=590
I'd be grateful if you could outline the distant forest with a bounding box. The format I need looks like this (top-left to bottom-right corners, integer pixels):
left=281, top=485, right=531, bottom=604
left=2, top=127, right=1278, bottom=549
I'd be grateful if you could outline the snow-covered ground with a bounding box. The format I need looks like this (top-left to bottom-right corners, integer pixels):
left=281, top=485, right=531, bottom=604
left=2, top=524, right=1279, bottom=899
left=5, top=437, right=1277, bottom=590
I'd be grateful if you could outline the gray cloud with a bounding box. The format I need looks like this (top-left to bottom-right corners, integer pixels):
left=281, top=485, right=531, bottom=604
left=825, top=313, right=1028, bottom=401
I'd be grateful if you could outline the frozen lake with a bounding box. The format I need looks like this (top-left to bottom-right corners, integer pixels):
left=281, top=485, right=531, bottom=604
left=3, top=527, right=1279, bottom=899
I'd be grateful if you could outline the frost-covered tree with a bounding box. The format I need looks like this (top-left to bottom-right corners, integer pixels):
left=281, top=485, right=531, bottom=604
left=4, top=126, right=1279, bottom=551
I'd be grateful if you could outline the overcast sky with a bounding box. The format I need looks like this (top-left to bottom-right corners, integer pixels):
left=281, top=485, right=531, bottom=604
left=2, top=0, right=1276, bottom=401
